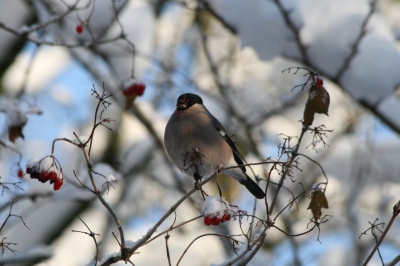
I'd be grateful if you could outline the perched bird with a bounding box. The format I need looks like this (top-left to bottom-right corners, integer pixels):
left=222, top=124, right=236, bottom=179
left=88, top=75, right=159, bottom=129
left=164, top=93, right=265, bottom=199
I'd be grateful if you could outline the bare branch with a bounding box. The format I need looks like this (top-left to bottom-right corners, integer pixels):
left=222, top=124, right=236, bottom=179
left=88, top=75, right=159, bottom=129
left=335, top=0, right=376, bottom=80
left=362, top=201, right=400, bottom=266
left=273, top=0, right=310, bottom=64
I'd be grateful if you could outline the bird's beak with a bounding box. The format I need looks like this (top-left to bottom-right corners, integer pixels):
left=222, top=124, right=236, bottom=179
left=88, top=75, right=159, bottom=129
left=176, top=98, right=188, bottom=110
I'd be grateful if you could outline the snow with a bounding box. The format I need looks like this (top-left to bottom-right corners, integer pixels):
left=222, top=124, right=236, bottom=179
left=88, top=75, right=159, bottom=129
left=1, top=0, right=400, bottom=265
left=376, top=95, right=400, bottom=130
left=125, top=239, right=138, bottom=248
left=311, top=139, right=321, bottom=146
left=97, top=251, right=121, bottom=265
left=40, top=156, right=54, bottom=172
left=0, top=1, right=31, bottom=66
left=340, top=32, right=400, bottom=105
left=107, top=174, right=117, bottom=183
left=212, top=0, right=297, bottom=60
left=2, top=46, right=71, bottom=93
left=96, top=238, right=141, bottom=264
left=209, top=241, right=249, bottom=266
left=311, top=183, right=322, bottom=192
left=123, top=78, right=139, bottom=89
left=26, top=157, right=41, bottom=170
left=93, top=163, right=121, bottom=181
left=96, top=0, right=155, bottom=81
left=201, top=196, right=230, bottom=218
left=3, top=102, right=28, bottom=126
left=212, top=0, right=400, bottom=120
left=27, top=105, right=43, bottom=115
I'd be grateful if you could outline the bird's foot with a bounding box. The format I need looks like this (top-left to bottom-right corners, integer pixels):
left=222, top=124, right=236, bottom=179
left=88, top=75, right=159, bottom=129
left=194, top=173, right=203, bottom=190
left=217, top=164, right=224, bottom=175
left=194, top=180, right=202, bottom=191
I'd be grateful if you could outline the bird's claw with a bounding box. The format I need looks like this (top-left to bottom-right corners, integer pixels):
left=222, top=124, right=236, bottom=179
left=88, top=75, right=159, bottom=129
left=194, top=179, right=201, bottom=190
left=217, top=164, right=224, bottom=174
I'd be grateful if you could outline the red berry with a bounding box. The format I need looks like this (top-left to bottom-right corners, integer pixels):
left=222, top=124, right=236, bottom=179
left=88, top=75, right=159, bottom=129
left=211, top=216, right=220, bottom=226
left=204, top=216, right=212, bottom=226
left=123, top=83, right=146, bottom=96
left=48, top=171, right=58, bottom=181
left=30, top=171, right=39, bottom=180
left=17, top=169, right=24, bottom=178
left=133, top=83, right=146, bottom=96
left=315, top=76, right=323, bottom=88
left=221, top=213, right=231, bottom=222
left=53, top=179, right=63, bottom=191
left=39, top=171, right=49, bottom=183
left=76, top=24, right=83, bottom=34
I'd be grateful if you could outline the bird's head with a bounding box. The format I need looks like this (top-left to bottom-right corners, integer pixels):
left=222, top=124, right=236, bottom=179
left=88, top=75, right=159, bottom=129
left=176, top=93, right=203, bottom=110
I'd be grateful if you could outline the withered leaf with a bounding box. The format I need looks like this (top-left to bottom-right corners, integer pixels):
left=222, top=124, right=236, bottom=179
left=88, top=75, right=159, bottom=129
left=308, top=85, right=330, bottom=115
left=303, top=85, right=330, bottom=127
left=307, top=190, right=329, bottom=222
left=8, top=125, right=25, bottom=142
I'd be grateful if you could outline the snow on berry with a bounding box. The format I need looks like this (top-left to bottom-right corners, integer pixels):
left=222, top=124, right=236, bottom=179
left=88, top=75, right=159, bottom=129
left=40, top=157, right=54, bottom=172
left=123, top=79, right=146, bottom=96
left=26, top=157, right=41, bottom=173
left=201, top=196, right=231, bottom=226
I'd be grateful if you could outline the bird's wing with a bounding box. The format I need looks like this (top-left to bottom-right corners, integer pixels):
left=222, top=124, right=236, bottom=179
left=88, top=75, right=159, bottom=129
left=210, top=114, right=246, bottom=173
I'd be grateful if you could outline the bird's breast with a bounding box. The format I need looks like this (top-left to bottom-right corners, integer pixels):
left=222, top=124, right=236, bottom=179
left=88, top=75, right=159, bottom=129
left=165, top=110, right=233, bottom=178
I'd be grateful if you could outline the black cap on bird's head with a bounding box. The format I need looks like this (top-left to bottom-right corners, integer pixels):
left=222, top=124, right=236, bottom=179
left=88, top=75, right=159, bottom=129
left=176, top=93, right=203, bottom=110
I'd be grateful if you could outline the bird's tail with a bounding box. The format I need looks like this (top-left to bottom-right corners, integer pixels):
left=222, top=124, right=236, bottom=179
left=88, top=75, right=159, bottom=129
left=239, top=175, right=265, bottom=199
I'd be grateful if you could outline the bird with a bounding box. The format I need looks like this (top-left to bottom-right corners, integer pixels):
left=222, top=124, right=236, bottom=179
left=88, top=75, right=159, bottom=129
left=164, top=93, right=265, bottom=199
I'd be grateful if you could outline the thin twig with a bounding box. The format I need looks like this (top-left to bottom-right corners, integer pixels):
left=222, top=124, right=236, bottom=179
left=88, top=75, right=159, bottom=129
left=362, top=201, right=400, bottom=266
left=335, top=0, right=376, bottom=80
left=273, top=0, right=310, bottom=65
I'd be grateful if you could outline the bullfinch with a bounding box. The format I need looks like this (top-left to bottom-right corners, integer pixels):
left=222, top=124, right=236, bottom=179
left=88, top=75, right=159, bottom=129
left=164, top=93, right=265, bottom=199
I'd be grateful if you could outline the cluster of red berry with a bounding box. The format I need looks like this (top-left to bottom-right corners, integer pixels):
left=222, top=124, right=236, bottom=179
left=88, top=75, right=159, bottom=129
left=122, top=82, right=146, bottom=96
left=201, top=196, right=232, bottom=226
left=122, top=80, right=146, bottom=109
left=204, top=211, right=231, bottom=226
left=26, top=157, right=64, bottom=191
